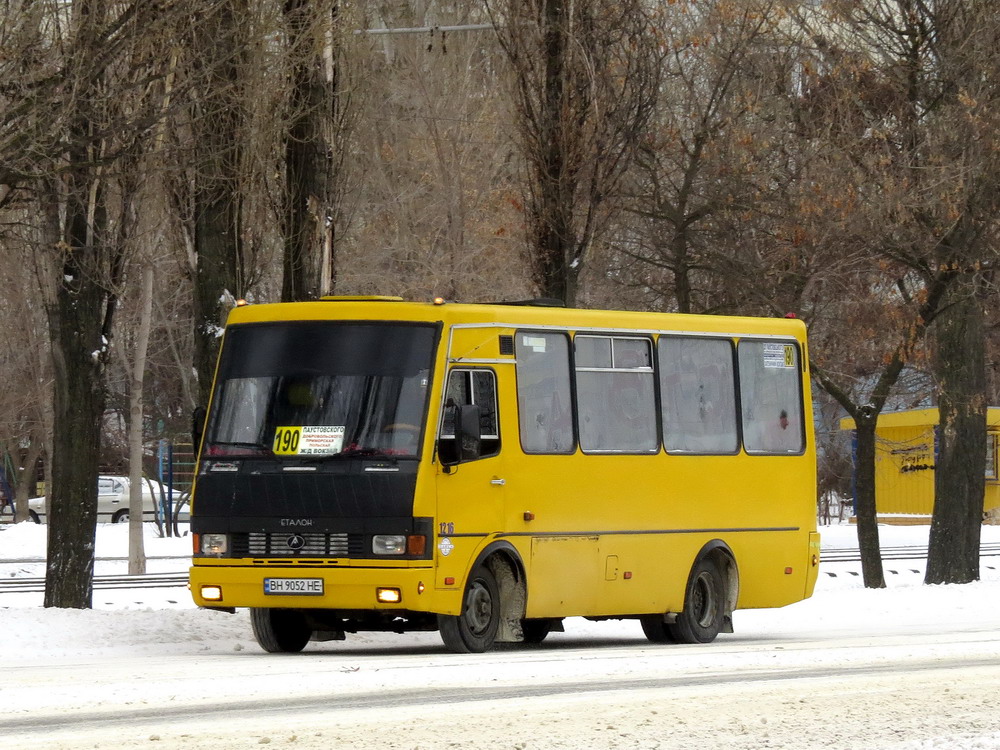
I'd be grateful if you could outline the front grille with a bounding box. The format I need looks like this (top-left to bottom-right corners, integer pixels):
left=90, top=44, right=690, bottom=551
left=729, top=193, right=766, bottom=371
left=231, top=532, right=364, bottom=558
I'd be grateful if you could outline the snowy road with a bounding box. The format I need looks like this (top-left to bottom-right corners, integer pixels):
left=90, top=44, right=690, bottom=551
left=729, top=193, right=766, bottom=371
left=4, top=614, right=1000, bottom=750
left=4, top=522, right=1000, bottom=749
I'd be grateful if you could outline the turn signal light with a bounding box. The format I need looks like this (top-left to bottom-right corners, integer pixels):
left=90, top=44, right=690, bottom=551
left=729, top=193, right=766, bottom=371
left=407, top=535, right=426, bottom=556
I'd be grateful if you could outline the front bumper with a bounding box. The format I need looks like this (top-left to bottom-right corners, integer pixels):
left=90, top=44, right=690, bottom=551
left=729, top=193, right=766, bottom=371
left=189, top=563, right=438, bottom=611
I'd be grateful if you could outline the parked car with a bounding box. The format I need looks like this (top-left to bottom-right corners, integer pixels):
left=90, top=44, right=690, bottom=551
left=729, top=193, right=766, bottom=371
left=28, top=476, right=188, bottom=524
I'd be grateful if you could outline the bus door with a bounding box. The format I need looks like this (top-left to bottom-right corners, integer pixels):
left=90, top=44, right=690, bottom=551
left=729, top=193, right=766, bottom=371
left=434, top=367, right=505, bottom=589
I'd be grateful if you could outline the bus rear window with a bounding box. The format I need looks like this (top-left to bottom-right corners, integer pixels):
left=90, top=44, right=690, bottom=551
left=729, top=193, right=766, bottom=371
left=739, top=340, right=804, bottom=454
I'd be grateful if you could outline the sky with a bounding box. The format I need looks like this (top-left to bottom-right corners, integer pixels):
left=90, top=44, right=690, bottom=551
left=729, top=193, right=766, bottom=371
left=2, top=520, right=1000, bottom=749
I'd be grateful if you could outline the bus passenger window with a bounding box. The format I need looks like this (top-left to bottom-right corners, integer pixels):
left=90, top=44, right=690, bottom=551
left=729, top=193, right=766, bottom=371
left=515, top=332, right=574, bottom=454
left=575, top=335, right=657, bottom=453
left=659, top=337, right=738, bottom=454
left=438, top=369, right=500, bottom=463
left=738, top=341, right=805, bottom=454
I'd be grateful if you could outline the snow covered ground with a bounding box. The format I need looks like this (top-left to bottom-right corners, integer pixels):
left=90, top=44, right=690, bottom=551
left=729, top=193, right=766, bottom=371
left=2, top=521, right=1000, bottom=749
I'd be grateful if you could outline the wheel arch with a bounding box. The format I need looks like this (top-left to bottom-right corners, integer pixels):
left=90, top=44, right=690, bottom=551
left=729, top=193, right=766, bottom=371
left=689, top=539, right=739, bottom=634
left=466, top=539, right=527, bottom=643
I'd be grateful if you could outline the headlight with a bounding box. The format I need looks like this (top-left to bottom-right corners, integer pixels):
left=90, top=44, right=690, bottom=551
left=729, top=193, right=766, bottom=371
left=201, top=533, right=228, bottom=555
left=372, top=535, right=406, bottom=555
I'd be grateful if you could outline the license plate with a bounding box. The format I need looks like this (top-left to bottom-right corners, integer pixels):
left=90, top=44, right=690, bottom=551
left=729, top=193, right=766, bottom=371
left=264, top=577, right=324, bottom=595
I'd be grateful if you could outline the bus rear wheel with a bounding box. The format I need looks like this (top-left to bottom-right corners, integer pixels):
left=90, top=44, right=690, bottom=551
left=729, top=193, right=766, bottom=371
left=250, top=607, right=312, bottom=653
left=521, top=618, right=553, bottom=644
left=668, top=557, right=726, bottom=644
left=438, top=563, right=500, bottom=653
left=639, top=615, right=676, bottom=643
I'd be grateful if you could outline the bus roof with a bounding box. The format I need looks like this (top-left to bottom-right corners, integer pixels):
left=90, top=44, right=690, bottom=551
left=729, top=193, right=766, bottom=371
left=224, top=297, right=807, bottom=339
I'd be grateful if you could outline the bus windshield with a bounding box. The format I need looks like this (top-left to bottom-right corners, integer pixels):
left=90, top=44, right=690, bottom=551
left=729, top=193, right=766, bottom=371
left=205, top=322, right=437, bottom=459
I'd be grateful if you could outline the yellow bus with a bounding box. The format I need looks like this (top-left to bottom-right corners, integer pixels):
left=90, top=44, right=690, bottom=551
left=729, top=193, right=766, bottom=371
left=189, top=297, right=820, bottom=653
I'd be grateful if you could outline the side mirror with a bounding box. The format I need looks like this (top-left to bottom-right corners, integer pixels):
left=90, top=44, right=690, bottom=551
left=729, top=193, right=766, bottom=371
left=191, top=406, right=207, bottom=455
left=442, top=403, right=482, bottom=466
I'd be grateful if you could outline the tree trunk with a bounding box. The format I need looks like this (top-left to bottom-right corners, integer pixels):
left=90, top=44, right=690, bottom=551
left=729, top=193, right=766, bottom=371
left=534, top=0, right=573, bottom=306
left=493, top=0, right=657, bottom=307
left=42, top=0, right=113, bottom=605
left=190, top=0, right=248, bottom=407
left=926, top=276, right=985, bottom=585
left=192, top=200, right=239, bottom=406
left=812, top=364, right=900, bottom=590
left=672, top=229, right=692, bottom=314
left=44, top=171, right=108, bottom=609
left=281, top=0, right=337, bottom=302
left=852, top=415, right=886, bottom=588
left=128, top=264, right=155, bottom=575
left=12, top=439, right=43, bottom=523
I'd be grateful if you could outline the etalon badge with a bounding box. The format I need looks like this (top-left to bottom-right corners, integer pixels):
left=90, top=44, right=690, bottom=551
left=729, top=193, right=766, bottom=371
left=437, top=537, right=454, bottom=557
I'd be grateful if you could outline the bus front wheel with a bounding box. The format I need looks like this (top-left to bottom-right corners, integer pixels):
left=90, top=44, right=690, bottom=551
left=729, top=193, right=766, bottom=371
left=669, top=556, right=726, bottom=644
left=250, top=607, right=312, bottom=653
left=438, top=563, right=500, bottom=653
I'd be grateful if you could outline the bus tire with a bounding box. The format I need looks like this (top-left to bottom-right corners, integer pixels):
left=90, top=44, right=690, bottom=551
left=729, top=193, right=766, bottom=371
left=668, top=556, right=726, bottom=644
left=250, top=607, right=312, bottom=653
left=521, top=619, right=553, bottom=644
left=639, top=615, right=676, bottom=644
left=438, top=563, right=501, bottom=653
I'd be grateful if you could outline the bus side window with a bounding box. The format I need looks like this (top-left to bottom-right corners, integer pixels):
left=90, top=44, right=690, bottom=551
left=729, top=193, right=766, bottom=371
left=515, top=332, right=574, bottom=454
left=738, top=340, right=804, bottom=454
left=659, top=337, right=738, bottom=454
left=576, top=335, right=657, bottom=453
left=438, top=369, right=500, bottom=464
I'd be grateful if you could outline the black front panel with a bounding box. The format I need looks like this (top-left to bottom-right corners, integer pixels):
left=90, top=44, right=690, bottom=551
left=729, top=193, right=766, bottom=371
left=194, top=468, right=417, bottom=523
left=192, top=463, right=433, bottom=560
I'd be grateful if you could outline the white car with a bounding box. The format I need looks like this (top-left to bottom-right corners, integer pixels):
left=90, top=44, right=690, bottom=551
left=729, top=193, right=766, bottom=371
left=28, top=476, right=188, bottom=524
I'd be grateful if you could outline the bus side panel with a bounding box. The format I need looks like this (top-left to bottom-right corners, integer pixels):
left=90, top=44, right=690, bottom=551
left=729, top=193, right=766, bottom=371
left=526, top=536, right=601, bottom=614
left=507, top=452, right=816, bottom=618
left=595, top=533, right=691, bottom=617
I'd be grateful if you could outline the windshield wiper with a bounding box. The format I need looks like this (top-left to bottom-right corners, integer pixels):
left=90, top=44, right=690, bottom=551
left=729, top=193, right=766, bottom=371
left=206, top=441, right=271, bottom=457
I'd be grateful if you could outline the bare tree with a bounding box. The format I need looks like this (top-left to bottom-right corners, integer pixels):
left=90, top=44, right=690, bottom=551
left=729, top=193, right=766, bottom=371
left=488, top=0, right=660, bottom=306
left=281, top=0, right=344, bottom=301
left=763, top=0, right=1000, bottom=586
left=0, top=0, right=197, bottom=606
left=340, top=2, right=530, bottom=301
left=177, top=0, right=257, bottom=406
left=615, top=0, right=794, bottom=315
left=804, top=1, right=1000, bottom=585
